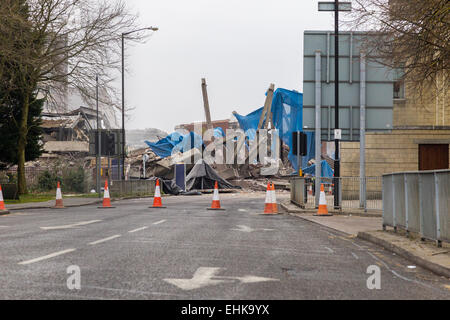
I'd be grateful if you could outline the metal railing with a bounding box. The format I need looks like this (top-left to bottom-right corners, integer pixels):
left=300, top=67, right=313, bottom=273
left=109, top=179, right=156, bottom=197
left=290, top=176, right=382, bottom=211
left=382, top=170, right=449, bottom=247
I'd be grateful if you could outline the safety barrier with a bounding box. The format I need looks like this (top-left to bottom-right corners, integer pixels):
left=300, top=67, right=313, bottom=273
left=382, top=170, right=450, bottom=247
left=109, top=179, right=156, bottom=197
left=290, top=176, right=382, bottom=211
left=290, top=177, right=306, bottom=207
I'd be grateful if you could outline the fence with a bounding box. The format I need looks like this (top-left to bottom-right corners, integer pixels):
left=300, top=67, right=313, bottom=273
left=290, top=176, right=382, bottom=211
left=109, top=179, right=156, bottom=197
left=0, top=167, right=51, bottom=191
left=382, top=170, right=449, bottom=247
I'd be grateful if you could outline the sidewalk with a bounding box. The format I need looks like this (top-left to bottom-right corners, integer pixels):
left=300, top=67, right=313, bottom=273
left=281, top=201, right=450, bottom=278
left=3, top=197, right=103, bottom=212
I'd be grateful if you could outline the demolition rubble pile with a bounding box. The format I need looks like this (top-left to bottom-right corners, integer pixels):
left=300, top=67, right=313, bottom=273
left=129, top=80, right=306, bottom=192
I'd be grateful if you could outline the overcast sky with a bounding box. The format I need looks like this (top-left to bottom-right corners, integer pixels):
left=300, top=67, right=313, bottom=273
left=122, top=0, right=335, bottom=133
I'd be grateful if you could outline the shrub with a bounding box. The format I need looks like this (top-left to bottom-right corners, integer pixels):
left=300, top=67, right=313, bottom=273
left=62, top=166, right=85, bottom=193
left=37, top=170, right=59, bottom=191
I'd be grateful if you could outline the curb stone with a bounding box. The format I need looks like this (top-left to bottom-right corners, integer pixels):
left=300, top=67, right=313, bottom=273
left=358, top=231, right=450, bottom=279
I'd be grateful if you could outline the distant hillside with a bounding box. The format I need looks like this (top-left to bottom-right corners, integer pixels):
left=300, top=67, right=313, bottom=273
left=126, top=128, right=168, bottom=150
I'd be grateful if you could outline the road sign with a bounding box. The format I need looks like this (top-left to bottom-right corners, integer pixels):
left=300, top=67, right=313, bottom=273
left=303, top=31, right=394, bottom=141
left=334, top=129, right=342, bottom=140
left=318, top=1, right=352, bottom=11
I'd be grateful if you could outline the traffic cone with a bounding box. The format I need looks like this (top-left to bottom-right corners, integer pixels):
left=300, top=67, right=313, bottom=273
left=0, top=185, right=10, bottom=214
left=314, top=184, right=332, bottom=216
left=261, top=182, right=278, bottom=214
left=308, top=184, right=313, bottom=195
left=98, top=180, right=115, bottom=209
left=207, top=181, right=225, bottom=211
left=53, top=181, right=65, bottom=209
left=149, top=179, right=166, bottom=208
left=271, top=183, right=278, bottom=213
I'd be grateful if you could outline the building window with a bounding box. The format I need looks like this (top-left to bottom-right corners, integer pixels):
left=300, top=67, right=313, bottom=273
left=393, top=67, right=405, bottom=99
left=393, top=80, right=404, bottom=99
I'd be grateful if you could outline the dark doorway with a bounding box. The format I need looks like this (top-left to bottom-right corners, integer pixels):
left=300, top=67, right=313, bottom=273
left=419, top=144, right=449, bottom=170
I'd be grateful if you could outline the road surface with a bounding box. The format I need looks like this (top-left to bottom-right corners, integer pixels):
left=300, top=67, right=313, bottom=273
left=0, top=193, right=448, bottom=299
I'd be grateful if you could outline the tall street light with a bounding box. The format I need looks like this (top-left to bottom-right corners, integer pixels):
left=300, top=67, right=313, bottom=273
left=318, top=1, right=351, bottom=208
left=121, top=26, right=158, bottom=180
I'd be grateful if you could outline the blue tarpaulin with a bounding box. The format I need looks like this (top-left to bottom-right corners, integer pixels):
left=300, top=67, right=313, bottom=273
left=144, top=132, right=183, bottom=158
left=234, top=88, right=314, bottom=171
left=145, top=131, right=208, bottom=158
left=302, top=160, right=334, bottom=178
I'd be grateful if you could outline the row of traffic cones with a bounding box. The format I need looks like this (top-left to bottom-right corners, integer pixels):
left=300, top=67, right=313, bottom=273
left=0, top=179, right=331, bottom=216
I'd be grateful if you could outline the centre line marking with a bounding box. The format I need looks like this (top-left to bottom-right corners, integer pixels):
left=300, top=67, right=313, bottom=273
left=128, top=226, right=149, bottom=233
left=18, top=249, right=76, bottom=265
left=153, top=220, right=166, bottom=225
left=89, top=235, right=121, bottom=245
left=40, top=220, right=102, bottom=230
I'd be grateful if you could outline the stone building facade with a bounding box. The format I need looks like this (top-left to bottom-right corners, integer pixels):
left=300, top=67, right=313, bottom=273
left=341, top=78, right=450, bottom=177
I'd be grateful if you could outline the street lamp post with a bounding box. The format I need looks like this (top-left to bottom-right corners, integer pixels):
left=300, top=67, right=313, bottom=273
left=121, top=26, right=158, bottom=180
left=318, top=1, right=351, bottom=209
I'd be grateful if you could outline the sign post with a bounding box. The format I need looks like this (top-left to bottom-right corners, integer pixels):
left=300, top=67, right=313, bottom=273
left=318, top=1, right=352, bottom=209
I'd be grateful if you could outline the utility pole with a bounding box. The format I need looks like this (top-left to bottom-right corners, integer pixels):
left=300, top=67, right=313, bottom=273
left=333, top=0, right=341, bottom=209
left=121, top=35, right=125, bottom=181
left=96, top=75, right=101, bottom=198
left=121, top=26, right=159, bottom=181
left=318, top=1, right=351, bottom=209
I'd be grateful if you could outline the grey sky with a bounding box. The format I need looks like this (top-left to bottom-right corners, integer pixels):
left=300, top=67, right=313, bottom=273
left=122, top=0, right=334, bottom=133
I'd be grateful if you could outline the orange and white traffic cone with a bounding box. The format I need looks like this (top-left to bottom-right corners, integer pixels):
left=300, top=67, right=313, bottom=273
left=314, top=184, right=332, bottom=216
left=0, top=184, right=10, bottom=214
left=271, top=183, right=278, bottom=214
left=261, top=182, right=279, bottom=215
left=98, top=180, right=115, bottom=209
left=53, top=181, right=65, bottom=209
left=308, top=184, right=313, bottom=195
left=149, top=179, right=166, bottom=208
left=207, top=181, right=225, bottom=211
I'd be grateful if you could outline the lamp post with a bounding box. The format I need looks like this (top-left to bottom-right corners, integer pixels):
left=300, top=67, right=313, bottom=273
left=121, top=26, right=158, bottom=180
left=318, top=1, right=351, bottom=209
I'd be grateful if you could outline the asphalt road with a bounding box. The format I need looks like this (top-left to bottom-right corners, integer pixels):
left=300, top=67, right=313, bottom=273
left=0, top=193, right=449, bottom=300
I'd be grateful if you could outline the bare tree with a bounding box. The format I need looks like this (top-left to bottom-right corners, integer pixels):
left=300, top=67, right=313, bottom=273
left=0, top=0, right=150, bottom=194
left=344, top=0, right=449, bottom=97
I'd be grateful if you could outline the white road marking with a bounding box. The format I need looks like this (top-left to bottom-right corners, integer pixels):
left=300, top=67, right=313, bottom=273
left=231, top=225, right=274, bottom=233
left=164, top=267, right=278, bottom=291
left=351, top=252, right=359, bottom=260
left=89, top=235, right=121, bottom=245
left=18, top=249, right=76, bottom=265
left=40, top=220, right=102, bottom=230
left=164, top=267, right=232, bottom=291
left=324, top=246, right=334, bottom=253
left=0, top=225, right=10, bottom=228
left=128, top=226, right=149, bottom=233
left=153, top=220, right=166, bottom=225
